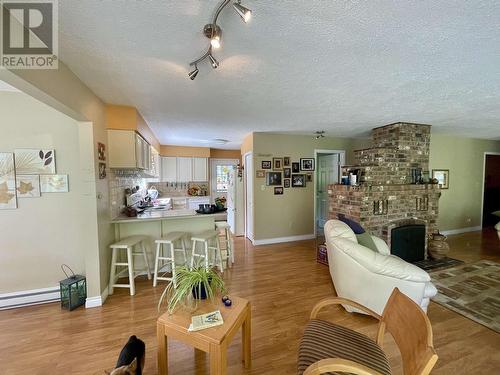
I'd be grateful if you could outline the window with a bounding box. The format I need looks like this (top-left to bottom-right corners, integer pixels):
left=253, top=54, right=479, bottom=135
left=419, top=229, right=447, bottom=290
left=216, top=165, right=232, bottom=192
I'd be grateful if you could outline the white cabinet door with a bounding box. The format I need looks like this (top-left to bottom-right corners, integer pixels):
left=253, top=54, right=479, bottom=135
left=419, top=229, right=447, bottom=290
left=142, top=139, right=150, bottom=170
left=192, top=157, right=208, bottom=182
left=135, top=134, right=146, bottom=169
left=161, top=157, right=177, bottom=182
left=176, top=157, right=193, bottom=182
left=108, top=130, right=137, bottom=168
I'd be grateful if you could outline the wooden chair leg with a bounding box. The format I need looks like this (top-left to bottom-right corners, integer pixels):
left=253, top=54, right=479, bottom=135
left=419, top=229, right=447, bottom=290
left=141, top=241, right=152, bottom=280
left=190, top=240, right=196, bottom=269
left=215, top=236, right=224, bottom=273
left=108, top=248, right=117, bottom=295
left=153, top=242, right=161, bottom=287
left=170, top=243, right=178, bottom=288
left=204, top=241, right=210, bottom=271
left=127, top=246, right=135, bottom=296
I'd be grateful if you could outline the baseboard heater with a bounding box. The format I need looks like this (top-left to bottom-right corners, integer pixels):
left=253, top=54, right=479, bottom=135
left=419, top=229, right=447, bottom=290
left=0, top=286, right=60, bottom=310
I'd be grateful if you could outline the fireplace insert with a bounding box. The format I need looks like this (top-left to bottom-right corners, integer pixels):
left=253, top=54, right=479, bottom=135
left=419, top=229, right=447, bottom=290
left=391, top=224, right=426, bottom=262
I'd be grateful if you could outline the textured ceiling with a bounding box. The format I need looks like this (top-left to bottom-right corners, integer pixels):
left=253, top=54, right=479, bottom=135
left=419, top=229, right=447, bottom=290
left=58, top=1, right=500, bottom=148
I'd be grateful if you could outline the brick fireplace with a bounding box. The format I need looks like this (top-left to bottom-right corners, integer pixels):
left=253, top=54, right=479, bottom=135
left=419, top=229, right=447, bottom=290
left=328, top=122, right=441, bottom=260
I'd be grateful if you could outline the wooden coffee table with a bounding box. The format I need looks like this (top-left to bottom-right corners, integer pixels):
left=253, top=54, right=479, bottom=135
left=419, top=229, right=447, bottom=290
left=157, top=296, right=251, bottom=375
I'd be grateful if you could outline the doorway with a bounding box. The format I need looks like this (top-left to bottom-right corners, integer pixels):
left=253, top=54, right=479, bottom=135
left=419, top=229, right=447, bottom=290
left=314, top=149, right=345, bottom=236
left=482, top=153, right=500, bottom=228
left=210, top=158, right=239, bottom=202
left=244, top=152, right=254, bottom=241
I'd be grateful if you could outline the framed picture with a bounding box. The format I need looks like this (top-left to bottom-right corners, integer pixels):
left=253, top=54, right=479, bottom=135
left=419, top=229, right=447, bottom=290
left=274, top=187, right=284, bottom=195
left=0, top=152, right=17, bottom=209
left=292, top=162, right=300, bottom=173
left=306, top=173, right=313, bottom=182
left=273, top=158, right=283, bottom=171
left=284, top=179, right=291, bottom=188
left=292, top=174, right=306, bottom=187
left=262, top=160, right=271, bottom=169
left=40, top=174, right=69, bottom=193
left=284, top=168, right=291, bottom=178
left=283, top=157, right=290, bottom=167
left=97, top=142, right=106, bottom=161
left=266, top=172, right=282, bottom=186
left=432, top=169, right=449, bottom=189
left=300, top=158, right=315, bottom=171
left=98, top=163, right=107, bottom=179
left=256, top=170, right=265, bottom=178
left=16, top=175, right=41, bottom=198
left=14, top=149, right=56, bottom=175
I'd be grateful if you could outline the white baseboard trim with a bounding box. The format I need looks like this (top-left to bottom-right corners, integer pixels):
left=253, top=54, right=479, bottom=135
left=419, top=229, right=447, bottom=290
left=441, top=226, right=482, bottom=236
left=0, top=286, right=60, bottom=310
left=252, top=234, right=316, bottom=246
left=85, top=285, right=109, bottom=309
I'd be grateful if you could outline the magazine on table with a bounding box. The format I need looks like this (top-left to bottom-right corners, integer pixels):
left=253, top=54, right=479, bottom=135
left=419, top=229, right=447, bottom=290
left=188, top=310, right=224, bottom=332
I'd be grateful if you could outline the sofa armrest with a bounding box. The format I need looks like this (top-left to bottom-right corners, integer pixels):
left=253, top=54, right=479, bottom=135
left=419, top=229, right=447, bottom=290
left=370, top=235, right=390, bottom=255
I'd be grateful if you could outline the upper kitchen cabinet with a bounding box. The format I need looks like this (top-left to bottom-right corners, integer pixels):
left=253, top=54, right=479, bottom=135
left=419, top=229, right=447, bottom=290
left=160, top=156, right=208, bottom=182
left=161, top=156, right=177, bottom=182
left=108, top=130, right=150, bottom=169
left=176, top=157, right=193, bottom=182
left=192, top=157, right=208, bottom=181
left=149, top=147, right=160, bottom=178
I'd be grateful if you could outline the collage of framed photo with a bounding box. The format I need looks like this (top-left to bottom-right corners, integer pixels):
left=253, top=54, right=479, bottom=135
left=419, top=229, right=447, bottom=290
left=260, top=156, right=315, bottom=194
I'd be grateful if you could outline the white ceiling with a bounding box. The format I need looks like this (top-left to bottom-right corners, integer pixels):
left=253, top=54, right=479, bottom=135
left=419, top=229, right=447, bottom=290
left=58, top=1, right=500, bottom=148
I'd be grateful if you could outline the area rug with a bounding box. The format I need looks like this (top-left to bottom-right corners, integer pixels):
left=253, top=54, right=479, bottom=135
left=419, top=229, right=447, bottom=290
left=413, top=257, right=464, bottom=271
left=430, top=260, right=500, bottom=333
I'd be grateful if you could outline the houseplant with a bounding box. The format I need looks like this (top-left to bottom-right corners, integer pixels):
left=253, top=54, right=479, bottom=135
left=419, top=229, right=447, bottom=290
left=158, top=266, right=226, bottom=314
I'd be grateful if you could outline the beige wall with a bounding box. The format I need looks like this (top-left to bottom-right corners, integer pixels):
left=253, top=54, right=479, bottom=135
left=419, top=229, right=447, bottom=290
left=252, top=133, right=367, bottom=241
left=0, top=92, right=93, bottom=292
left=160, top=145, right=211, bottom=157
left=429, top=134, right=500, bottom=231
left=210, top=148, right=241, bottom=162
left=240, top=133, right=253, bottom=159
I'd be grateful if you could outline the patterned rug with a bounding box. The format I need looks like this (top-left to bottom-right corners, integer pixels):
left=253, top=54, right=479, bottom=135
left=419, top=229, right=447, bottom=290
left=413, top=257, right=464, bottom=271
left=430, top=260, right=500, bottom=333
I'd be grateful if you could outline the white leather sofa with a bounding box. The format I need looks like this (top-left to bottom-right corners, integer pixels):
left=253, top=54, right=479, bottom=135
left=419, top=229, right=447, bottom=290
left=324, top=219, right=437, bottom=315
left=496, top=222, right=500, bottom=240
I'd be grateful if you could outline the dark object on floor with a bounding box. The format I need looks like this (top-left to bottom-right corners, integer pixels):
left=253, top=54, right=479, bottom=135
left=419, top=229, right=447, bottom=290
left=316, top=243, right=328, bottom=265
left=413, top=257, right=464, bottom=271
left=108, top=335, right=145, bottom=375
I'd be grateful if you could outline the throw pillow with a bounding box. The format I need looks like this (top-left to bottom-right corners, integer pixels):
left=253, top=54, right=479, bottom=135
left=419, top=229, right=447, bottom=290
left=356, top=232, right=379, bottom=253
left=337, top=213, right=365, bottom=234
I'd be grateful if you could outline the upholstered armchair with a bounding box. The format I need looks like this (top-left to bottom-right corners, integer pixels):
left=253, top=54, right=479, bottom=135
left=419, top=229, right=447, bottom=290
left=324, top=219, right=437, bottom=315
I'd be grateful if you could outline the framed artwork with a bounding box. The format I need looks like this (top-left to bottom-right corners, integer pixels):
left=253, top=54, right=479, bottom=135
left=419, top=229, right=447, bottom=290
left=283, top=157, right=290, bottom=166
left=306, top=173, right=313, bottom=182
left=97, top=142, right=106, bottom=161
left=300, top=158, right=315, bottom=171
left=273, top=158, right=283, bottom=171
left=432, top=169, right=449, bottom=189
left=98, top=163, right=107, bottom=179
left=262, top=160, right=271, bottom=169
left=266, top=172, right=282, bottom=186
left=14, top=149, right=56, bottom=175
left=256, top=170, right=265, bottom=178
left=0, top=153, right=17, bottom=209
left=292, top=174, right=306, bottom=187
left=41, top=174, right=69, bottom=193
left=292, top=162, right=300, bottom=173
left=284, top=168, right=291, bottom=178
left=274, top=187, right=284, bottom=195
left=284, top=179, right=291, bottom=188
left=16, top=175, right=41, bottom=198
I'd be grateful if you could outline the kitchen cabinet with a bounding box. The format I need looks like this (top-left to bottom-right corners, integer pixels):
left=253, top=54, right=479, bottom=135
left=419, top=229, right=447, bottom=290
left=161, top=156, right=177, bottom=182
left=192, top=157, right=208, bottom=182
left=160, top=156, right=209, bottom=182
left=108, top=130, right=151, bottom=169
left=149, top=147, right=160, bottom=178
left=176, top=157, right=193, bottom=182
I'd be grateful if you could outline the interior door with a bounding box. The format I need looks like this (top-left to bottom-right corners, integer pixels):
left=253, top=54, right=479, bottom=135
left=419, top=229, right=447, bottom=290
left=244, top=153, right=254, bottom=241
left=316, top=153, right=340, bottom=234
left=483, top=154, right=500, bottom=227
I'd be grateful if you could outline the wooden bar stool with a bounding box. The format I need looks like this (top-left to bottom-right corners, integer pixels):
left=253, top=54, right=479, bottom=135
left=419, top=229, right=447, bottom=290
left=153, top=232, right=188, bottom=288
left=109, top=235, right=151, bottom=296
left=215, top=221, right=234, bottom=268
left=190, top=230, right=224, bottom=272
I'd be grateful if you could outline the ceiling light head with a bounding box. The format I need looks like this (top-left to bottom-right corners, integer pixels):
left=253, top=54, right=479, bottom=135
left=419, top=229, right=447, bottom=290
left=188, top=65, right=199, bottom=80
left=315, top=131, right=325, bottom=139
left=208, top=54, right=219, bottom=69
left=204, top=24, right=222, bottom=49
left=233, top=2, right=252, bottom=23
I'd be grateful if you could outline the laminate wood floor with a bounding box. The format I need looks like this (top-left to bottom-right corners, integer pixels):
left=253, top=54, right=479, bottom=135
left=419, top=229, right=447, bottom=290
left=0, top=229, right=499, bottom=374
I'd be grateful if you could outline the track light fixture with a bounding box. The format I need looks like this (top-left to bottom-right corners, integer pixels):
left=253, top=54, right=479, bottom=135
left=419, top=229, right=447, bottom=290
left=315, top=131, right=325, bottom=139
left=188, top=0, right=252, bottom=79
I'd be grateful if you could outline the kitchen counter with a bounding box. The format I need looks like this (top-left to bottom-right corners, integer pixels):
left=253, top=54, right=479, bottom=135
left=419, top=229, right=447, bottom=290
left=111, top=209, right=227, bottom=224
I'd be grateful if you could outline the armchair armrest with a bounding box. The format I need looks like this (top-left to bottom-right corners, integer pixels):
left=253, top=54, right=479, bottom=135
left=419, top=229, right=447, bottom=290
left=310, top=297, right=382, bottom=320
left=304, top=358, right=385, bottom=375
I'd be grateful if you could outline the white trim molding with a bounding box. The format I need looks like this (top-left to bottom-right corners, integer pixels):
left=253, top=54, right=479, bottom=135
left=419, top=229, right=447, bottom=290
left=252, top=234, right=315, bottom=246
left=85, top=285, right=109, bottom=309
left=441, top=226, right=482, bottom=236
left=0, top=286, right=60, bottom=310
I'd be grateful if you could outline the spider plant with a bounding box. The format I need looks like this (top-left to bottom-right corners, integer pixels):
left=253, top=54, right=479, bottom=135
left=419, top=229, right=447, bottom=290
left=158, top=266, right=226, bottom=314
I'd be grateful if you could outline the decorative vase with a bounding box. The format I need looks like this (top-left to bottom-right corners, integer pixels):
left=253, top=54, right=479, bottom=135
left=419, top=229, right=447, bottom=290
left=428, top=233, right=450, bottom=260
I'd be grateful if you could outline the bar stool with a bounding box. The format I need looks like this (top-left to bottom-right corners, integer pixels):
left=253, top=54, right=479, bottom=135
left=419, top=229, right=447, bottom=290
left=190, top=230, right=224, bottom=272
left=109, top=235, right=151, bottom=296
left=153, top=232, right=188, bottom=288
left=215, top=221, right=234, bottom=268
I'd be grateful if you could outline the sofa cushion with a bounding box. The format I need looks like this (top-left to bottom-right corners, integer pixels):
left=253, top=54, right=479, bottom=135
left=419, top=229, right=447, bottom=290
left=298, top=319, right=391, bottom=375
left=356, top=232, right=379, bottom=252
left=324, top=220, right=358, bottom=244
left=337, top=214, right=365, bottom=234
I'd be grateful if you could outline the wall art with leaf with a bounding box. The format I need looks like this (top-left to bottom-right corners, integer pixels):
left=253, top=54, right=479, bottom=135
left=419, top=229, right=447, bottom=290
left=14, top=149, right=56, bottom=175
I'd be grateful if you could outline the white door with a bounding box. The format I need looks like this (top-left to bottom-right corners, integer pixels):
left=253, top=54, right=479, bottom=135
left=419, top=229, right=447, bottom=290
left=210, top=159, right=239, bottom=201
left=176, top=157, right=193, bottom=182
left=316, top=154, right=340, bottom=234
left=244, top=153, right=254, bottom=240
left=161, top=157, right=177, bottom=182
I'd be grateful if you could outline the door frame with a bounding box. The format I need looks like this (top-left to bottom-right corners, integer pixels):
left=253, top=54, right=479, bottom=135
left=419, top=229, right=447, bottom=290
left=210, top=158, right=239, bottom=201
left=313, top=149, right=346, bottom=236
left=480, top=151, right=500, bottom=228
left=243, top=152, right=254, bottom=241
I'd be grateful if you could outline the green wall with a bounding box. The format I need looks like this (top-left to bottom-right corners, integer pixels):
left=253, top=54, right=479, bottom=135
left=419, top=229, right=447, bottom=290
left=429, top=134, right=500, bottom=231
left=251, top=133, right=370, bottom=241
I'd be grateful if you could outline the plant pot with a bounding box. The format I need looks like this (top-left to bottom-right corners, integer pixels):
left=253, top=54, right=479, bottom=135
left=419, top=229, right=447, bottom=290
left=192, top=281, right=210, bottom=300
left=428, top=233, right=450, bottom=260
